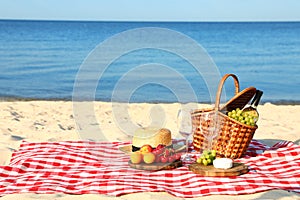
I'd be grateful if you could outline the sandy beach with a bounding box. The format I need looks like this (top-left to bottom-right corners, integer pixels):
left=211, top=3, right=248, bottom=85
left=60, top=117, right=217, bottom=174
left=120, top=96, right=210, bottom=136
left=0, top=100, right=300, bottom=199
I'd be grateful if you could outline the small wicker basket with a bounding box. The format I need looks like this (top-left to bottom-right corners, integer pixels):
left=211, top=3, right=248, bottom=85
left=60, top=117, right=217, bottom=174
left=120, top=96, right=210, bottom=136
left=192, top=74, right=257, bottom=159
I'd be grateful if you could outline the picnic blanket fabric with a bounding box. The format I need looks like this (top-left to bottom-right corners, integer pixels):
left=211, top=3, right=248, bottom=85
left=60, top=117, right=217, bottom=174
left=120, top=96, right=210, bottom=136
left=0, top=139, right=300, bottom=198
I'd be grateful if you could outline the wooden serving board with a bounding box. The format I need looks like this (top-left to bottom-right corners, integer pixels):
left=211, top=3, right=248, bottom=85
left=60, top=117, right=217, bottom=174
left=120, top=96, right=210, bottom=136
left=189, top=162, right=248, bottom=176
left=128, top=160, right=183, bottom=171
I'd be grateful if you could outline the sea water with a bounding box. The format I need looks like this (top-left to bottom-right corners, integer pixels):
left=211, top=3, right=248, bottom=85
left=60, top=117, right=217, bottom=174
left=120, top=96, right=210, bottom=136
left=0, top=20, right=299, bottom=103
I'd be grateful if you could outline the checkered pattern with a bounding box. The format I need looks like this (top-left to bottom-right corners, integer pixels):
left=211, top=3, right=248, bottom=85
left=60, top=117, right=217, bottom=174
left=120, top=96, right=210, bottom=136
left=0, top=139, right=299, bottom=197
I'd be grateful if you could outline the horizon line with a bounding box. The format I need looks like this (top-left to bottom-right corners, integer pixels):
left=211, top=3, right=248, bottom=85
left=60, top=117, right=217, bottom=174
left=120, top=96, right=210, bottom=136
left=1, top=18, right=300, bottom=23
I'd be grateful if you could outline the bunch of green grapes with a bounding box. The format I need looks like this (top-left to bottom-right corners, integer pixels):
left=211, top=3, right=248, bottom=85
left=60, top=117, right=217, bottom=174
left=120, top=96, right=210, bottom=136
left=196, top=150, right=217, bottom=166
left=227, top=108, right=256, bottom=126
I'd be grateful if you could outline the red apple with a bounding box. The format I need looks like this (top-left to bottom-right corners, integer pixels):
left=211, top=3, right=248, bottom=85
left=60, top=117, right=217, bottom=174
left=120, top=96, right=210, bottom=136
left=139, top=144, right=153, bottom=153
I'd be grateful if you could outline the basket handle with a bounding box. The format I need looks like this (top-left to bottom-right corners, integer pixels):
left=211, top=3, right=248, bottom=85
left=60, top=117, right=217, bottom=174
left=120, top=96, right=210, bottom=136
left=215, top=74, right=240, bottom=111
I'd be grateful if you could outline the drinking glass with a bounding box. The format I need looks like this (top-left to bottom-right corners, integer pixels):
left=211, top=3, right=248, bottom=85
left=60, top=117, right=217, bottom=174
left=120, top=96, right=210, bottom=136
left=177, top=109, right=194, bottom=162
left=200, top=112, right=220, bottom=152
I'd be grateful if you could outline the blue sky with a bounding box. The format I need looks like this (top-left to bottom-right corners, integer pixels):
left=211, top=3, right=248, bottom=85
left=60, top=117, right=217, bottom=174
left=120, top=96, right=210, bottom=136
left=0, top=0, right=300, bottom=21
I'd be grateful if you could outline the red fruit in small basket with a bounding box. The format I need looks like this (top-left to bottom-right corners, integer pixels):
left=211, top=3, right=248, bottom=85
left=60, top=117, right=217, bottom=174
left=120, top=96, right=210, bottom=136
left=174, top=153, right=181, bottom=161
left=168, top=156, right=175, bottom=163
left=160, top=156, right=168, bottom=163
left=153, top=147, right=164, bottom=155
left=152, top=149, right=158, bottom=155
left=156, top=144, right=166, bottom=150
left=155, top=155, right=161, bottom=163
left=158, top=148, right=165, bottom=155
left=164, top=149, right=170, bottom=157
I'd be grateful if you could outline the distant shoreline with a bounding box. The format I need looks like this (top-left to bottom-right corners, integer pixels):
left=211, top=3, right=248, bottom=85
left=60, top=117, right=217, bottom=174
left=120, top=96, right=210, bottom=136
left=1, top=96, right=300, bottom=105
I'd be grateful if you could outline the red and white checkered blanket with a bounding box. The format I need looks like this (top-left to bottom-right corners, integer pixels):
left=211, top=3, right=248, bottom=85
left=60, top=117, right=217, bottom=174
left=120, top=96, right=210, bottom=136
left=0, top=139, right=299, bottom=197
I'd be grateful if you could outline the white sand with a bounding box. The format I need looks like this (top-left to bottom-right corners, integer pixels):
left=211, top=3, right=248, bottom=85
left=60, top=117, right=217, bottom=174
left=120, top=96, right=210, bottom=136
left=0, top=101, right=299, bottom=199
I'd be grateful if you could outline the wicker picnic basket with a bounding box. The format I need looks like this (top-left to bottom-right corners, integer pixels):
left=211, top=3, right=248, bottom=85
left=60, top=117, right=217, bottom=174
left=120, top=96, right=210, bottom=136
left=192, top=74, right=258, bottom=159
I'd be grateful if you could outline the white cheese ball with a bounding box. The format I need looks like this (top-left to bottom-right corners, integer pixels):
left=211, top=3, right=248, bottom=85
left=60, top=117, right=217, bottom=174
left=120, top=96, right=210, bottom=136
left=213, top=158, right=233, bottom=169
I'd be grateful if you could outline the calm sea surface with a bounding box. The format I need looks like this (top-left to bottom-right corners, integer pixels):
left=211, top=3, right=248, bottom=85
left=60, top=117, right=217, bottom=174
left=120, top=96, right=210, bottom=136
left=0, top=20, right=299, bottom=103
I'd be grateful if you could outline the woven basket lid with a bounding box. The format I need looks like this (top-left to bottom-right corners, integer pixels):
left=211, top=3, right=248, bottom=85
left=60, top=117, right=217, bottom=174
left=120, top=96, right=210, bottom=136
left=213, top=74, right=256, bottom=112
left=220, top=87, right=256, bottom=112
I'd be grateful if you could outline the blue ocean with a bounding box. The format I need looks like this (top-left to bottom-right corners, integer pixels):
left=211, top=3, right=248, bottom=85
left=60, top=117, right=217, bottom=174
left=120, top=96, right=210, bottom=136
left=0, top=20, right=299, bottom=103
